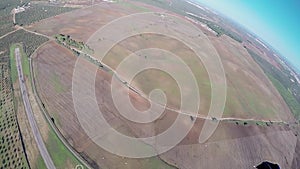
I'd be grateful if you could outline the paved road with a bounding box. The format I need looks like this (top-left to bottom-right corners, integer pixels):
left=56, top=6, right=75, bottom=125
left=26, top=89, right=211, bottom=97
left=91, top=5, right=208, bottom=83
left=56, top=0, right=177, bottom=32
left=15, top=48, right=56, bottom=169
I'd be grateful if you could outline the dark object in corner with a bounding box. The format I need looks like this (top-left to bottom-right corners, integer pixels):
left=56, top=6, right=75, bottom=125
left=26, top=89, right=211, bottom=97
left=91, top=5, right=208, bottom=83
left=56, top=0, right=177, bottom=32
left=256, top=161, right=280, bottom=169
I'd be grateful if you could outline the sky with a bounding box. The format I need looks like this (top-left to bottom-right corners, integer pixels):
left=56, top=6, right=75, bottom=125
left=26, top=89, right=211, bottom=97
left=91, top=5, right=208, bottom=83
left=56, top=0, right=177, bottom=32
left=196, top=0, right=300, bottom=70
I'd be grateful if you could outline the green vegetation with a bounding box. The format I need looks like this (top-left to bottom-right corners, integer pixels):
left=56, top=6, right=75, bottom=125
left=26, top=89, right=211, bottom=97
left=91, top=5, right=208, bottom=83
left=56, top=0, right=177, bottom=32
left=55, top=34, right=94, bottom=58
left=1, top=51, right=29, bottom=169
left=55, top=34, right=85, bottom=50
left=0, top=29, right=48, bottom=58
left=247, top=48, right=300, bottom=120
left=10, top=43, right=30, bottom=82
left=231, top=119, right=283, bottom=126
left=0, top=15, right=14, bottom=37
left=267, top=73, right=300, bottom=119
left=55, top=34, right=93, bottom=54
left=0, top=0, right=30, bottom=16
left=0, top=0, right=30, bottom=36
left=248, top=49, right=300, bottom=102
left=9, top=44, right=18, bottom=83
left=16, top=3, right=75, bottom=26
left=187, top=13, right=243, bottom=42
left=9, top=39, right=85, bottom=168
left=36, top=155, right=47, bottom=169
left=51, top=72, right=65, bottom=93
left=9, top=38, right=86, bottom=168
left=142, top=156, right=176, bottom=169
left=46, top=124, right=86, bottom=169
left=20, top=46, right=30, bottom=77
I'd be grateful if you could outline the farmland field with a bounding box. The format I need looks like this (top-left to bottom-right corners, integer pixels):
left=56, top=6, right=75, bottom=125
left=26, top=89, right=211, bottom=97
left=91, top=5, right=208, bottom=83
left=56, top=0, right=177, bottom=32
left=29, top=1, right=293, bottom=121
left=11, top=42, right=85, bottom=169
left=0, top=0, right=298, bottom=168
left=33, top=40, right=298, bottom=168
left=29, top=2, right=299, bottom=168
left=33, top=41, right=177, bottom=169
left=247, top=48, right=300, bottom=120
left=0, top=48, right=29, bottom=169
left=209, top=35, right=293, bottom=121
left=102, top=33, right=211, bottom=114
left=26, top=1, right=164, bottom=42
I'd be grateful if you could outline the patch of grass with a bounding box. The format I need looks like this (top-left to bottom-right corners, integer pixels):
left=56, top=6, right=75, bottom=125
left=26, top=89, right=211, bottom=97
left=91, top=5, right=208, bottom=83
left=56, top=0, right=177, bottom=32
left=247, top=48, right=300, bottom=120
left=9, top=44, right=18, bottom=83
left=267, top=73, right=300, bottom=119
left=10, top=43, right=30, bottom=79
left=36, top=155, right=47, bottom=169
left=51, top=72, right=65, bottom=93
left=19, top=46, right=30, bottom=77
left=142, top=156, right=176, bottom=169
left=46, top=125, right=85, bottom=169
left=247, top=48, right=300, bottom=103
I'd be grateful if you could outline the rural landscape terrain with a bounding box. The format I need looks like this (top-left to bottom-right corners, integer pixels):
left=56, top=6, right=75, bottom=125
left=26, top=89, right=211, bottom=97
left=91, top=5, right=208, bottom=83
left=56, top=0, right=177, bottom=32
left=0, top=0, right=299, bottom=169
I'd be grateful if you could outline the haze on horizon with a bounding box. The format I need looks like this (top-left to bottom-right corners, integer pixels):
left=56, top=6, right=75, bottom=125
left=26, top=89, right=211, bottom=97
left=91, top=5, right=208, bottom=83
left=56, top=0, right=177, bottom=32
left=196, top=0, right=300, bottom=71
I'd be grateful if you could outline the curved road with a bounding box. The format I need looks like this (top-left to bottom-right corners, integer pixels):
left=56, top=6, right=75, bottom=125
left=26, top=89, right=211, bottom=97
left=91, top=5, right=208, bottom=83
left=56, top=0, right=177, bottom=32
left=15, top=47, right=56, bottom=169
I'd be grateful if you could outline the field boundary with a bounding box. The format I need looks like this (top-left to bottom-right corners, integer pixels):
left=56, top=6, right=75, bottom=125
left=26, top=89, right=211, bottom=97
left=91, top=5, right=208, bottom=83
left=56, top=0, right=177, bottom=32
left=29, top=41, right=92, bottom=169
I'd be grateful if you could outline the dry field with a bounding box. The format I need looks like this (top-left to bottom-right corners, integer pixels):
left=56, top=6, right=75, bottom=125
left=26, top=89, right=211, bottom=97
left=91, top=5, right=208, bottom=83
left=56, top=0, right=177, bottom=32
left=162, top=122, right=297, bottom=169
left=102, top=33, right=211, bottom=116
left=209, top=35, right=293, bottom=121
left=33, top=41, right=177, bottom=169
left=27, top=1, right=162, bottom=42
left=32, top=41, right=298, bottom=168
left=29, top=1, right=298, bottom=169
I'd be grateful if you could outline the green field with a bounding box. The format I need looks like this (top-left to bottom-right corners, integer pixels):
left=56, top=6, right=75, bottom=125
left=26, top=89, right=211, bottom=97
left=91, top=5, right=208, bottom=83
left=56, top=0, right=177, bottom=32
left=35, top=155, right=47, bottom=169
left=46, top=124, right=86, bottom=169
left=247, top=48, right=300, bottom=120
left=9, top=44, right=30, bottom=82
left=9, top=44, right=18, bottom=83
left=267, top=73, right=300, bottom=120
